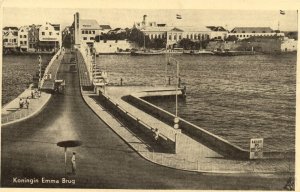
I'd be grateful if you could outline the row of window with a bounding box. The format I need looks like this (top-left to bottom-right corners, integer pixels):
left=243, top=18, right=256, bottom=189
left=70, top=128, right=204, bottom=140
left=20, top=35, right=27, bottom=38
left=234, top=34, right=278, bottom=38
left=82, top=30, right=96, bottom=34
left=168, top=34, right=210, bottom=41
left=29, top=38, right=38, bottom=42
left=232, top=31, right=268, bottom=33
left=20, top=41, right=27, bottom=45
left=149, top=34, right=165, bottom=39
left=83, top=37, right=94, bottom=40
left=3, top=39, right=17, bottom=42
left=41, top=32, right=60, bottom=36
left=148, top=33, right=210, bottom=41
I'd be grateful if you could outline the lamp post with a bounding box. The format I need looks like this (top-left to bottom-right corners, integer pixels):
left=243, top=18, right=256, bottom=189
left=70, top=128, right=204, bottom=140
left=38, top=55, right=42, bottom=89
left=168, top=57, right=180, bottom=129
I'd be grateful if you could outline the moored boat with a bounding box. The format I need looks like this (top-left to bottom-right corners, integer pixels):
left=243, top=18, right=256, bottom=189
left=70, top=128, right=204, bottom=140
left=183, top=50, right=214, bottom=55
left=131, top=49, right=165, bottom=56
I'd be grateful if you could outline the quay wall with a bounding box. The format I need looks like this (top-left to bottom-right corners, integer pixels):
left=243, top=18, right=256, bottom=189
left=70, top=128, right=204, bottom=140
left=125, top=94, right=249, bottom=159
left=97, top=91, right=176, bottom=153
left=94, top=40, right=138, bottom=54
left=126, top=94, right=295, bottom=159
left=207, top=40, right=282, bottom=53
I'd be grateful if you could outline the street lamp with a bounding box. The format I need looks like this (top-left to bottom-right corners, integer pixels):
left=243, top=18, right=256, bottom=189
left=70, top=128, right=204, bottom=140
left=168, top=57, right=180, bottom=129
left=38, top=55, right=42, bottom=89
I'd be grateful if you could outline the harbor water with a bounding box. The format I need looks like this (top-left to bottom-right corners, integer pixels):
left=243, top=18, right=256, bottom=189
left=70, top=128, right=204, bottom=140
left=2, top=55, right=52, bottom=105
left=97, top=54, right=296, bottom=152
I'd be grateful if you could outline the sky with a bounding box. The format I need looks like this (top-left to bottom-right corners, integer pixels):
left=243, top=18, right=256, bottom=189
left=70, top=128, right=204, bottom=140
left=1, top=1, right=299, bottom=31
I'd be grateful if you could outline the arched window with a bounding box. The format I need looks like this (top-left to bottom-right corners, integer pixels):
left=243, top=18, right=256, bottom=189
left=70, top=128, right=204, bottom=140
left=174, top=34, right=177, bottom=40
left=155, top=34, right=157, bottom=39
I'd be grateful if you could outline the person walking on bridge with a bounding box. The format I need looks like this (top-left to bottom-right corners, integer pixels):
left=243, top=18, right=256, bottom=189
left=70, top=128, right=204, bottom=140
left=26, top=97, right=30, bottom=109
left=19, top=98, right=23, bottom=109
left=71, top=152, right=76, bottom=175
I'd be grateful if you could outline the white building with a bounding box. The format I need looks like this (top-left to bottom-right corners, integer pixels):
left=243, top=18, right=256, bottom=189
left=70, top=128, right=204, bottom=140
left=281, top=37, right=297, bottom=52
left=94, top=40, right=137, bottom=53
left=229, top=27, right=284, bottom=40
left=39, top=22, right=61, bottom=51
left=73, top=12, right=101, bottom=47
left=18, top=26, right=30, bottom=51
left=3, top=27, right=18, bottom=48
left=134, top=15, right=228, bottom=48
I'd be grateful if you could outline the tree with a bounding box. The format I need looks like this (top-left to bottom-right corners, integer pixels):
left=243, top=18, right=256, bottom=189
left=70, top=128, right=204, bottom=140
left=147, top=38, right=166, bottom=49
left=129, top=28, right=145, bottom=47
left=178, top=38, right=194, bottom=49
left=225, top=35, right=238, bottom=42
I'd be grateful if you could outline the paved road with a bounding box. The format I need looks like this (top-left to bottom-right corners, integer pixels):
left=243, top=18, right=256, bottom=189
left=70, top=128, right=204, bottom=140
left=1, top=61, right=289, bottom=189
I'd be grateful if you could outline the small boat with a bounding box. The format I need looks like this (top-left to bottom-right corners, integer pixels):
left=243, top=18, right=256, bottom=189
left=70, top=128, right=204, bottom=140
left=213, top=50, right=256, bottom=56
left=131, top=49, right=165, bottom=56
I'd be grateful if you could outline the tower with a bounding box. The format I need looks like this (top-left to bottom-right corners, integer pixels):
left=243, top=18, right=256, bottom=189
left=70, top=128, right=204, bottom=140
left=142, top=15, right=147, bottom=29
left=74, top=12, right=80, bottom=45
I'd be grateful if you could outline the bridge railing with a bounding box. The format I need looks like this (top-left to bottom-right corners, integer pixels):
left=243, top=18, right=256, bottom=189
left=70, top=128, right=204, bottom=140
left=2, top=108, right=31, bottom=124
left=137, top=148, right=294, bottom=173
left=40, top=49, right=62, bottom=88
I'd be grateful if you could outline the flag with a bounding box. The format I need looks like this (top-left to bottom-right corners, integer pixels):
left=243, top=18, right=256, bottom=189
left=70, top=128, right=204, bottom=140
left=280, top=10, right=285, bottom=15
left=176, top=14, right=182, bottom=19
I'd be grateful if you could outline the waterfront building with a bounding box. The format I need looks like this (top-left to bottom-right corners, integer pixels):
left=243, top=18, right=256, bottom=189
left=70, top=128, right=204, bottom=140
left=94, top=39, right=137, bottom=53
left=18, top=26, right=30, bottom=51
left=206, top=26, right=228, bottom=40
left=134, top=15, right=167, bottom=30
left=72, top=12, right=101, bottom=47
left=2, top=26, right=18, bottom=35
left=228, top=27, right=285, bottom=40
left=3, top=27, right=18, bottom=49
left=39, top=22, right=61, bottom=51
left=99, top=25, right=112, bottom=34
left=28, top=24, right=40, bottom=52
left=134, top=15, right=228, bottom=48
left=281, top=37, right=297, bottom=52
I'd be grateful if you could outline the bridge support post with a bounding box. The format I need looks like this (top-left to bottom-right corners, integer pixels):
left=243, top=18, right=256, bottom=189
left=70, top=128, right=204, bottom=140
left=174, top=129, right=182, bottom=154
